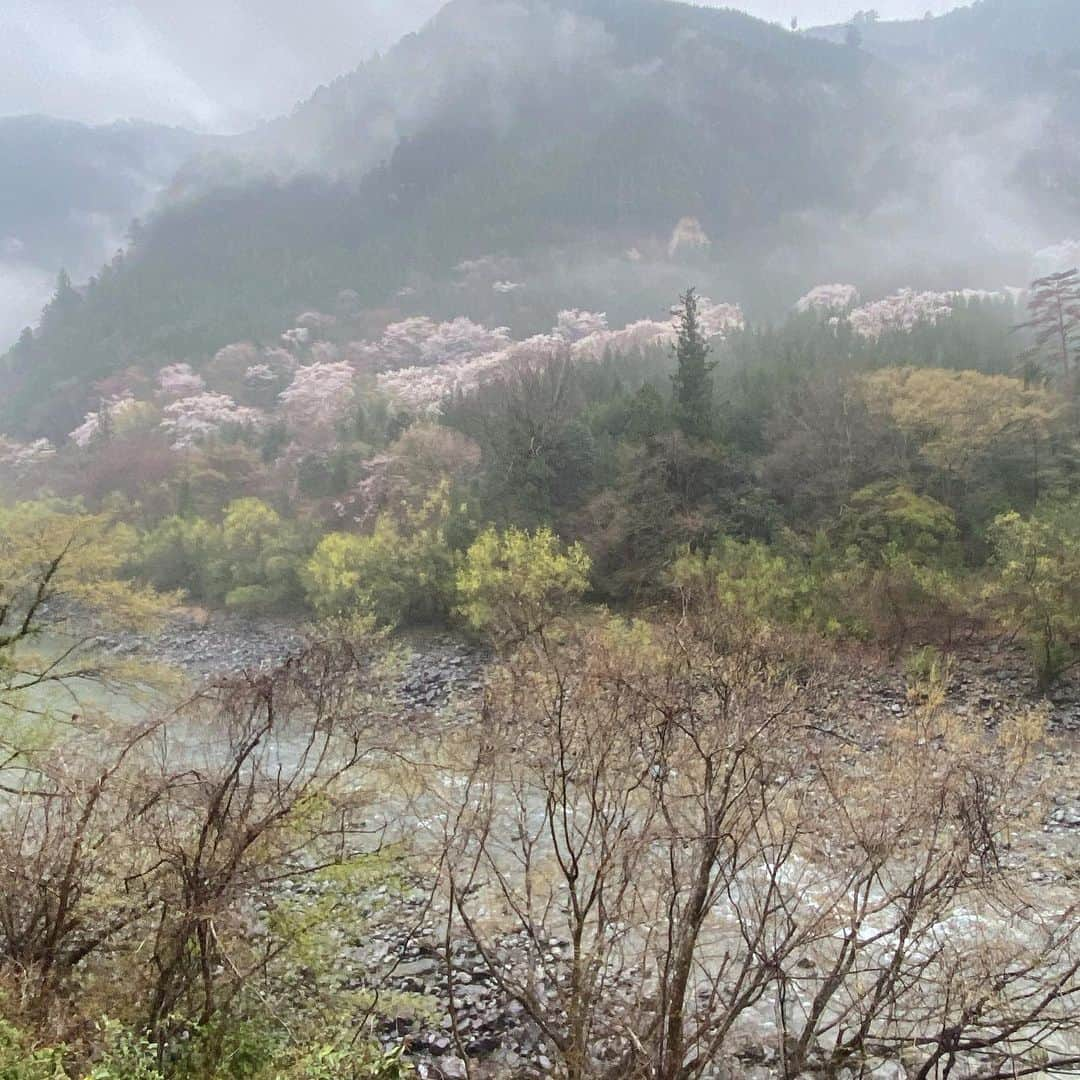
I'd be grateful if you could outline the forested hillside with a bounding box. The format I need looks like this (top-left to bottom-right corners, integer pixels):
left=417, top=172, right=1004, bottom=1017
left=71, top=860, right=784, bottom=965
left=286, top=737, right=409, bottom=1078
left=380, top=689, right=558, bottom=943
left=4, top=0, right=1055, bottom=438
left=5, top=0, right=1077, bottom=443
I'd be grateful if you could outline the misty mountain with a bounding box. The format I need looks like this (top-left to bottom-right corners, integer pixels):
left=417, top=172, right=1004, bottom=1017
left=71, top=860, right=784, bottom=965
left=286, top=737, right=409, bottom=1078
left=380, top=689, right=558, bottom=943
left=3, top=0, right=1078, bottom=439
left=808, top=0, right=1080, bottom=224
left=0, top=116, right=210, bottom=344
left=810, top=0, right=1080, bottom=90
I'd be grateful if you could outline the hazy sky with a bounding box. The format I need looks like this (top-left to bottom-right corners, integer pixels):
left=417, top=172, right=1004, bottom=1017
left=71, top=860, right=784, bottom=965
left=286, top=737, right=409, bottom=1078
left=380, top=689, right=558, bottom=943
left=3, top=0, right=963, bottom=133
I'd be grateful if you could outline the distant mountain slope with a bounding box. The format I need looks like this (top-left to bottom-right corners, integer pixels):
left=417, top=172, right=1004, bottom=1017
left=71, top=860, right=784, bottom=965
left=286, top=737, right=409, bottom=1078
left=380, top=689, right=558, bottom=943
left=0, top=116, right=210, bottom=343
left=809, top=0, right=1080, bottom=88
left=217, top=0, right=875, bottom=179
left=2, top=0, right=1077, bottom=439
left=808, top=0, right=1080, bottom=238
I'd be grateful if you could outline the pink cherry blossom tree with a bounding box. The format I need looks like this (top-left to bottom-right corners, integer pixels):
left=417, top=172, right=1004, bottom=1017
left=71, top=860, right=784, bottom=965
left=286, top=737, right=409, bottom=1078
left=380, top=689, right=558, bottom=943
left=156, top=363, right=206, bottom=400
left=796, top=283, right=861, bottom=314
left=69, top=396, right=143, bottom=447
left=555, top=309, right=609, bottom=343
left=697, top=297, right=745, bottom=338
left=848, top=289, right=957, bottom=340
left=0, top=436, right=56, bottom=473
left=278, top=361, right=358, bottom=436
left=160, top=392, right=261, bottom=449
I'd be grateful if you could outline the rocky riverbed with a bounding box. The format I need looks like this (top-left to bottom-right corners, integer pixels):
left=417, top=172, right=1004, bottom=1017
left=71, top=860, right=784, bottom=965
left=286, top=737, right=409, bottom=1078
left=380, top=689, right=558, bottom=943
left=81, top=612, right=1080, bottom=1077
left=88, top=608, right=489, bottom=713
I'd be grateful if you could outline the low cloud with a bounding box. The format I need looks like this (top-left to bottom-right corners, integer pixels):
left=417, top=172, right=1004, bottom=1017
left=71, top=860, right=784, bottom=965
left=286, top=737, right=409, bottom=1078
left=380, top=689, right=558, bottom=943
left=0, top=0, right=444, bottom=133
left=0, top=2, right=963, bottom=134
left=0, top=262, right=55, bottom=346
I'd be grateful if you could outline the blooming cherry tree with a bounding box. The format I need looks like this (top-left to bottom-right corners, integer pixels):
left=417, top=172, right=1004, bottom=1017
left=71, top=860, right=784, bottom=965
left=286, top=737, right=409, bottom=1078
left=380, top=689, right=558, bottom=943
left=376, top=302, right=742, bottom=412
left=796, top=284, right=861, bottom=314
left=555, top=309, right=608, bottom=343
left=156, top=363, right=206, bottom=399
left=419, top=317, right=512, bottom=365
left=278, top=361, right=358, bottom=435
left=0, top=436, right=56, bottom=473
left=697, top=298, right=745, bottom=338
left=160, top=392, right=260, bottom=448
left=69, top=396, right=143, bottom=447
left=848, top=290, right=958, bottom=340
left=378, top=353, right=507, bottom=414
left=379, top=317, right=437, bottom=368
left=371, top=316, right=511, bottom=370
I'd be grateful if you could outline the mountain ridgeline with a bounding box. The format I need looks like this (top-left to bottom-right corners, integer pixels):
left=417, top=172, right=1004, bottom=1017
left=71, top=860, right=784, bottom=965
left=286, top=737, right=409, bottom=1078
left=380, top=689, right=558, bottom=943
left=2, top=0, right=1078, bottom=438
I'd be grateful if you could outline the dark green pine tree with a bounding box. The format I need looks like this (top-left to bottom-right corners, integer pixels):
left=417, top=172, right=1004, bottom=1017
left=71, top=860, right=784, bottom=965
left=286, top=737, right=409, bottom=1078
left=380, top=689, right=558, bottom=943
left=671, top=287, right=716, bottom=439
left=39, top=269, right=81, bottom=336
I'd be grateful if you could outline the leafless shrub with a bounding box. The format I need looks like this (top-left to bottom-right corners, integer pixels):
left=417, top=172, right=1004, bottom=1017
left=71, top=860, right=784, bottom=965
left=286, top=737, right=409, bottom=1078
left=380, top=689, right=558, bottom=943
left=0, top=637, right=393, bottom=1052
left=438, top=620, right=1079, bottom=1080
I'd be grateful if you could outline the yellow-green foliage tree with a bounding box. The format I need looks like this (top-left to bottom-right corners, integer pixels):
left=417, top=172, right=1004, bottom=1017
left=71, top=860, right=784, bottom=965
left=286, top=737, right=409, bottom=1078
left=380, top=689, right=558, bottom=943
left=836, top=482, right=959, bottom=565
left=137, top=499, right=308, bottom=611
left=825, top=482, right=970, bottom=645
left=989, top=498, right=1080, bottom=687
left=137, top=514, right=226, bottom=601
left=1, top=501, right=166, bottom=700
left=456, top=526, right=591, bottom=643
left=858, top=367, right=1066, bottom=499
left=0, top=500, right=172, bottom=853
left=672, top=538, right=815, bottom=633
left=217, top=498, right=308, bottom=611
left=674, top=503, right=970, bottom=650
left=304, top=490, right=456, bottom=627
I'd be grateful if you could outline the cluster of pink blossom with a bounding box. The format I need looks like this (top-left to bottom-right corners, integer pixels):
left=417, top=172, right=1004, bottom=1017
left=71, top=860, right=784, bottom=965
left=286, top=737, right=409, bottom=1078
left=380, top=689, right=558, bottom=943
left=947, top=288, right=1022, bottom=305
left=844, top=288, right=1016, bottom=341
left=332, top=453, right=396, bottom=527
left=156, top=363, right=206, bottom=399
left=378, top=352, right=508, bottom=414
left=570, top=299, right=742, bottom=364
left=555, top=309, right=609, bottom=343
left=377, top=300, right=744, bottom=412
left=795, top=284, right=861, bottom=314
left=281, top=326, right=311, bottom=349
left=571, top=319, right=673, bottom=363
left=499, top=334, right=567, bottom=375
left=359, top=316, right=513, bottom=370
left=419, top=317, right=512, bottom=365
left=0, top=436, right=56, bottom=472
left=160, top=392, right=261, bottom=449
left=377, top=333, right=568, bottom=413
left=278, top=361, right=358, bottom=432
left=69, top=396, right=143, bottom=447
left=697, top=298, right=745, bottom=338
left=847, top=290, right=958, bottom=341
